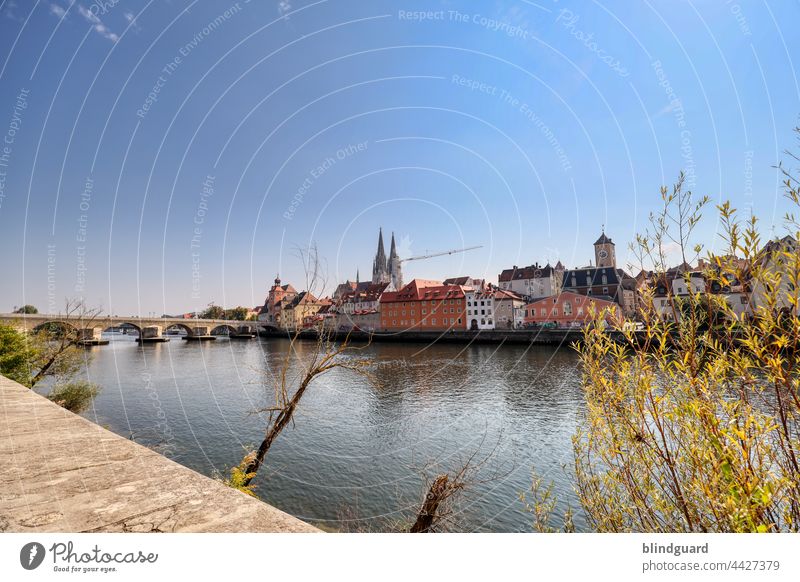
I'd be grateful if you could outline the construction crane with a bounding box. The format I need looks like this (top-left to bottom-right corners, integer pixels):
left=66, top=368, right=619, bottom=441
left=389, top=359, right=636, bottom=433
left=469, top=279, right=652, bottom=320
left=400, top=245, right=482, bottom=263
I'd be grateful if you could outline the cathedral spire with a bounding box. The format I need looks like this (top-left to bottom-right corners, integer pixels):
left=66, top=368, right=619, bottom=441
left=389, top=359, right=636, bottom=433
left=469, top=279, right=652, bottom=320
left=372, top=227, right=389, bottom=284
left=388, top=231, right=403, bottom=290
left=377, top=227, right=386, bottom=260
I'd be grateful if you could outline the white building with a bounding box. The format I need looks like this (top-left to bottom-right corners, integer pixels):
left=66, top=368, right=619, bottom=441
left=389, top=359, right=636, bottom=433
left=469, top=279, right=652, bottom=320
left=497, top=262, right=564, bottom=300
left=465, top=289, right=495, bottom=330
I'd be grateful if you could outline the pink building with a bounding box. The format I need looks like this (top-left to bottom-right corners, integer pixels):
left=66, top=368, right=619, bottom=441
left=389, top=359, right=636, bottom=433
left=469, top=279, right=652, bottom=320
left=522, top=291, right=621, bottom=328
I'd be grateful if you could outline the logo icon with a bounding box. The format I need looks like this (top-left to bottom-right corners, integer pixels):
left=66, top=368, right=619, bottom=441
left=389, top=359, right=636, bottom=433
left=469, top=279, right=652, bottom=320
left=20, top=542, right=46, bottom=570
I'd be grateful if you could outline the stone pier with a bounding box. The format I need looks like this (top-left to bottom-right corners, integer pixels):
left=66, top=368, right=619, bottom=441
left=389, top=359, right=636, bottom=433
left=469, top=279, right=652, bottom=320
left=184, top=325, right=215, bottom=341
left=230, top=325, right=256, bottom=338
left=0, top=375, right=318, bottom=532
left=136, top=325, right=170, bottom=343
left=77, top=327, right=109, bottom=346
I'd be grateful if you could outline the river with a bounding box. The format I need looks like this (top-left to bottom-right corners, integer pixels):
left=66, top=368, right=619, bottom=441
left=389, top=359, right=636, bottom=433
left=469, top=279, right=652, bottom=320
left=41, top=333, right=587, bottom=532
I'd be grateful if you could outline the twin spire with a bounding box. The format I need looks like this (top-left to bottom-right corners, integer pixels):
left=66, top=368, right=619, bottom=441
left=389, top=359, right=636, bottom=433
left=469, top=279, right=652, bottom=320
left=371, top=227, right=402, bottom=289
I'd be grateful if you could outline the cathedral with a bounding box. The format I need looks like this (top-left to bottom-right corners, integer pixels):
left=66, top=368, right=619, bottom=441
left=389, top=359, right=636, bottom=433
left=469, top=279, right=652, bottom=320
left=371, top=227, right=403, bottom=290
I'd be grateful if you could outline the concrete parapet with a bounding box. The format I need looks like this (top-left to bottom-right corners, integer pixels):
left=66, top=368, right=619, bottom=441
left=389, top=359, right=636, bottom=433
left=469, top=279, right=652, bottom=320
left=0, top=375, right=319, bottom=533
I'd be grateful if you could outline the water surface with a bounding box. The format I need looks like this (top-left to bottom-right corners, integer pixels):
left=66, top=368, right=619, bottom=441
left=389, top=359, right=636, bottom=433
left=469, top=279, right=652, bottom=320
left=47, top=334, right=586, bottom=532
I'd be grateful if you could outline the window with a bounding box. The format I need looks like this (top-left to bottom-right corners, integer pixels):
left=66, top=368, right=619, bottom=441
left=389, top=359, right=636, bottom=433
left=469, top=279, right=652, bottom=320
left=551, top=307, right=557, bottom=316
left=422, top=309, right=427, bottom=314
left=563, top=302, right=572, bottom=315
left=577, top=308, right=583, bottom=316
left=601, top=274, right=608, bottom=285
left=392, top=320, right=396, bottom=325
left=488, top=319, right=493, bottom=325
left=410, top=310, right=415, bottom=315
left=431, top=318, right=436, bottom=325
left=457, top=318, right=462, bottom=324
left=541, top=308, right=546, bottom=316
left=602, top=287, right=608, bottom=295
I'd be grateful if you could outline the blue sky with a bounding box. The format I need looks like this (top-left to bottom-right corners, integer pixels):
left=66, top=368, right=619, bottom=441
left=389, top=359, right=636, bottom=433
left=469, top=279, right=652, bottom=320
left=0, top=0, right=798, bottom=315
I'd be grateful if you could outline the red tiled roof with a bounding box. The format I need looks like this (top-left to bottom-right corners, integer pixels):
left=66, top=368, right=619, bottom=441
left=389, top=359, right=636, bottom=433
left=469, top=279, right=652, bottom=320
left=380, top=279, right=465, bottom=303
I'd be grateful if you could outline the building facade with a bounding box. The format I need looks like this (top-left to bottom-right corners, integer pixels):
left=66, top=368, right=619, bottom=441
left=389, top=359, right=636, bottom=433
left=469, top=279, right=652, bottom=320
left=493, top=289, right=525, bottom=329
left=465, top=288, right=495, bottom=330
left=497, top=262, right=564, bottom=300
left=379, top=279, right=467, bottom=332
left=282, top=291, right=326, bottom=330
left=561, top=233, right=637, bottom=316
left=522, top=291, right=622, bottom=328
left=334, top=282, right=389, bottom=332
left=258, top=276, right=297, bottom=328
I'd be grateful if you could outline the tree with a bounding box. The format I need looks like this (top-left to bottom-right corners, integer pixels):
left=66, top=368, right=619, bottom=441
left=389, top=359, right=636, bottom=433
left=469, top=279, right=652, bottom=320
left=26, top=299, right=100, bottom=387
left=200, top=304, right=225, bottom=319
left=225, top=243, right=372, bottom=493
left=224, top=306, right=249, bottom=321
left=0, top=300, right=102, bottom=413
left=46, top=381, right=101, bottom=413
left=568, top=161, right=800, bottom=532
left=232, top=331, right=371, bottom=490
left=14, top=304, right=38, bottom=314
left=0, top=324, right=36, bottom=386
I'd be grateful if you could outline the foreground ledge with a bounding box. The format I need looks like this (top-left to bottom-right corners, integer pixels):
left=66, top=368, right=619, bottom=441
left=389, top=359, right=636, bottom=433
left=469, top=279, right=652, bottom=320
left=0, top=375, right=318, bottom=533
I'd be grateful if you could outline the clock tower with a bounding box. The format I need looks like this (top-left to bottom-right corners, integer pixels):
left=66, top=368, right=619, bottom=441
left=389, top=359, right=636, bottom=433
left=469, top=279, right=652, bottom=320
left=594, top=231, right=616, bottom=268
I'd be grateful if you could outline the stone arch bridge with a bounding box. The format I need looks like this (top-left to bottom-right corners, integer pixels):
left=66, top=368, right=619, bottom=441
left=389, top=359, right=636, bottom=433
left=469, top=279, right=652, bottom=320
left=0, top=313, right=258, bottom=343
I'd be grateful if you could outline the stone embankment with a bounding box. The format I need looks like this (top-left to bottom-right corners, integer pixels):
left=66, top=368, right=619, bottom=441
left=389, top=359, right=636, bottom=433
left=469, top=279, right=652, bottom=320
left=0, top=375, right=318, bottom=533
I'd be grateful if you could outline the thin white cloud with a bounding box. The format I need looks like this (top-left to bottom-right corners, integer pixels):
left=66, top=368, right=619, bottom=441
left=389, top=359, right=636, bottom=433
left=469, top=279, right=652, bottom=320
left=3, top=1, right=24, bottom=22
left=123, top=10, right=140, bottom=32
left=49, top=3, right=66, bottom=18
left=77, top=3, right=118, bottom=42
left=652, top=100, right=682, bottom=120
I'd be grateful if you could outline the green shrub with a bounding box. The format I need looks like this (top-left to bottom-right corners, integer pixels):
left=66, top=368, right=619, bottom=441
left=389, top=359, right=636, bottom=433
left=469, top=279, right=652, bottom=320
left=46, top=381, right=101, bottom=413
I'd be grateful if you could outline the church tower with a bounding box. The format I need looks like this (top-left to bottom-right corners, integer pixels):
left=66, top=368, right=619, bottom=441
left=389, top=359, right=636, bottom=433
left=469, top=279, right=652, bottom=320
left=372, top=228, right=390, bottom=284
left=594, top=231, right=616, bottom=268
left=388, top=232, right=403, bottom=290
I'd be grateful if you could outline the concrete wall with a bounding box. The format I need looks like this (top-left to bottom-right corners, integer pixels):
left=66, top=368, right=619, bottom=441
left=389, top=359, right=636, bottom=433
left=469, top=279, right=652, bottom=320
left=0, top=375, right=318, bottom=533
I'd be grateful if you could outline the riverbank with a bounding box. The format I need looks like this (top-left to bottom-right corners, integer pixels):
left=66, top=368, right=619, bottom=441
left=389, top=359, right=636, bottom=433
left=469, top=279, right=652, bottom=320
left=0, top=375, right=318, bottom=533
left=259, top=327, right=598, bottom=345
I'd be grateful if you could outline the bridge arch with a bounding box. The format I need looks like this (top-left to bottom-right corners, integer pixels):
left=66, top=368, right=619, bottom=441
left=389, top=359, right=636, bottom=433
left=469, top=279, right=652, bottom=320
left=210, top=324, right=238, bottom=336
left=163, top=322, right=193, bottom=335
left=103, top=322, right=142, bottom=334
left=31, top=320, right=79, bottom=334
